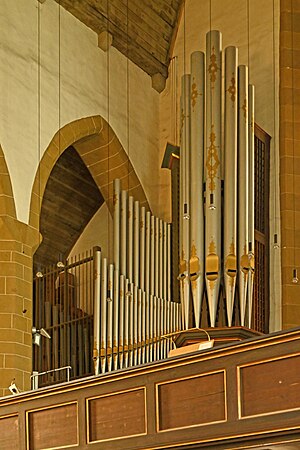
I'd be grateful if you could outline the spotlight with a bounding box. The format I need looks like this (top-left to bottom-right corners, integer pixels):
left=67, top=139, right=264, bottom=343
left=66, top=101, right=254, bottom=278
left=32, top=326, right=51, bottom=346
left=9, top=381, right=20, bottom=395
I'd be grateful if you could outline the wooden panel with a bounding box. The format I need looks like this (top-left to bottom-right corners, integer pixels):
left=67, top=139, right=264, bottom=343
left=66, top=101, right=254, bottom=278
left=27, top=403, right=78, bottom=450
left=157, top=371, right=226, bottom=431
left=0, top=415, right=19, bottom=450
left=88, top=388, right=146, bottom=442
left=240, top=354, right=300, bottom=417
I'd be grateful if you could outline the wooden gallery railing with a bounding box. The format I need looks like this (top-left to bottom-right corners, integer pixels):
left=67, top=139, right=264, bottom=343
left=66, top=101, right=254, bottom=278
left=33, top=182, right=182, bottom=386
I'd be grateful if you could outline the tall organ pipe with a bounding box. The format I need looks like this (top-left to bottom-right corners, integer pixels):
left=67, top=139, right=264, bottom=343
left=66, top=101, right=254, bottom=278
left=190, top=51, right=205, bottom=328
left=140, top=207, right=146, bottom=291
left=113, top=268, right=119, bottom=371
left=93, top=248, right=101, bottom=376
left=159, top=219, right=163, bottom=300
left=205, top=30, right=222, bottom=326
left=113, top=179, right=120, bottom=271
left=134, top=201, right=140, bottom=287
left=224, top=46, right=238, bottom=326
left=145, top=211, right=151, bottom=294
left=107, top=263, right=114, bottom=372
left=119, top=275, right=125, bottom=369
left=127, top=196, right=134, bottom=282
left=248, top=84, right=255, bottom=327
left=124, top=279, right=130, bottom=368
left=155, top=217, right=159, bottom=297
left=120, top=190, right=127, bottom=277
left=100, top=257, right=108, bottom=373
left=163, top=221, right=167, bottom=301
left=150, top=215, right=155, bottom=296
left=167, top=223, right=171, bottom=301
left=179, top=74, right=191, bottom=329
left=238, top=65, right=249, bottom=326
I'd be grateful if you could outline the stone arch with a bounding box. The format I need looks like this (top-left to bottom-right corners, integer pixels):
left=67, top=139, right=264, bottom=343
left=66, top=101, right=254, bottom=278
left=0, top=144, right=17, bottom=219
left=29, top=115, right=149, bottom=233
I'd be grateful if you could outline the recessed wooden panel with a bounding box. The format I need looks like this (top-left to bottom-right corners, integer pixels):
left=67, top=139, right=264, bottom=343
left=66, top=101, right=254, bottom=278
left=27, top=403, right=78, bottom=450
left=240, top=354, right=300, bottom=417
left=0, top=415, right=19, bottom=450
left=88, top=388, right=146, bottom=443
left=157, top=371, right=226, bottom=431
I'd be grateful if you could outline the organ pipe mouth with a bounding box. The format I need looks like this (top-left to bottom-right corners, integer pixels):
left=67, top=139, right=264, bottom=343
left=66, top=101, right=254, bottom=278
left=209, top=193, right=216, bottom=210
left=183, top=203, right=190, bottom=220
left=293, top=269, right=299, bottom=284
left=189, top=271, right=200, bottom=281
left=177, top=273, right=186, bottom=281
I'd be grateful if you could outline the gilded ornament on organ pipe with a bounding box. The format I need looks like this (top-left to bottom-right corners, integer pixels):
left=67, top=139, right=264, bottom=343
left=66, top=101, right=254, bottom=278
left=206, top=125, right=220, bottom=192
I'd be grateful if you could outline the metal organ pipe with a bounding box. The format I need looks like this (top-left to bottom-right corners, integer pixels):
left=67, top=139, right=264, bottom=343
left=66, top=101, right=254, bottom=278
left=133, top=201, right=140, bottom=288
left=107, top=263, right=114, bottom=372
left=120, top=190, right=127, bottom=278
left=180, top=74, right=191, bottom=330
left=145, top=211, right=151, bottom=294
left=159, top=219, right=163, bottom=300
left=127, top=196, right=134, bottom=283
left=140, top=207, right=146, bottom=291
left=190, top=51, right=205, bottom=328
left=93, top=248, right=101, bottom=376
left=224, top=46, right=238, bottom=326
left=238, top=65, right=249, bottom=327
left=113, top=179, right=120, bottom=271
left=205, top=30, right=222, bottom=327
left=248, top=84, right=255, bottom=328
left=100, top=257, right=108, bottom=373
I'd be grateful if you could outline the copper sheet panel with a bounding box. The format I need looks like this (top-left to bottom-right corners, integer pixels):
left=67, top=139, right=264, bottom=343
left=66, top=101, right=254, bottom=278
left=0, top=415, right=18, bottom=450
left=240, top=354, right=300, bottom=417
left=88, top=388, right=146, bottom=442
left=28, top=403, right=78, bottom=449
left=157, top=371, right=226, bottom=431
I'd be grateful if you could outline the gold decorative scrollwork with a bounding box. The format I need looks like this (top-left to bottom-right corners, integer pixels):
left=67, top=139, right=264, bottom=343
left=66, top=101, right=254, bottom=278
left=242, top=98, right=247, bottom=120
left=206, top=125, right=220, bottom=192
left=208, top=46, right=219, bottom=88
left=227, top=74, right=236, bottom=103
left=191, top=78, right=199, bottom=111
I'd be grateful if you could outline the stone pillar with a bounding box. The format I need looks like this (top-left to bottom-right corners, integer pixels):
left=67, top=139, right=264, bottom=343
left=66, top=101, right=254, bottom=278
left=0, top=216, right=39, bottom=397
left=280, top=0, right=300, bottom=328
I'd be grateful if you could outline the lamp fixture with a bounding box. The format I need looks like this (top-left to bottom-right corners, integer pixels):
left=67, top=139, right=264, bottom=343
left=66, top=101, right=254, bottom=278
left=32, top=326, right=51, bottom=346
left=8, top=380, right=20, bottom=395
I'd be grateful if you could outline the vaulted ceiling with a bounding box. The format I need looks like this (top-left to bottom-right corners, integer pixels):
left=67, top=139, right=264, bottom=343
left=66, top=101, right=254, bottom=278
left=54, top=0, right=183, bottom=79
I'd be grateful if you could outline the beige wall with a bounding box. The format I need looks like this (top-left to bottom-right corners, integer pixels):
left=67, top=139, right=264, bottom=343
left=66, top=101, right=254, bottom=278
left=68, top=203, right=112, bottom=261
left=0, top=0, right=160, bottom=225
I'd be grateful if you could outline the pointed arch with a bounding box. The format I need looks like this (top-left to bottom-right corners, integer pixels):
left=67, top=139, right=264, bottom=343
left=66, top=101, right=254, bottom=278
left=29, top=115, right=149, bottom=232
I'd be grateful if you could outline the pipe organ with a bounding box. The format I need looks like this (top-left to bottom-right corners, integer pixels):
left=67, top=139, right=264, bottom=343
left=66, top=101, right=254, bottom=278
left=93, top=180, right=181, bottom=375
left=179, top=30, right=255, bottom=329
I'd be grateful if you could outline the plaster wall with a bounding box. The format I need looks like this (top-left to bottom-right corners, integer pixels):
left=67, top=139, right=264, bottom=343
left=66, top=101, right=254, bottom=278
left=68, top=203, right=112, bottom=261
left=0, top=0, right=160, bottom=224
left=159, top=0, right=282, bottom=331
